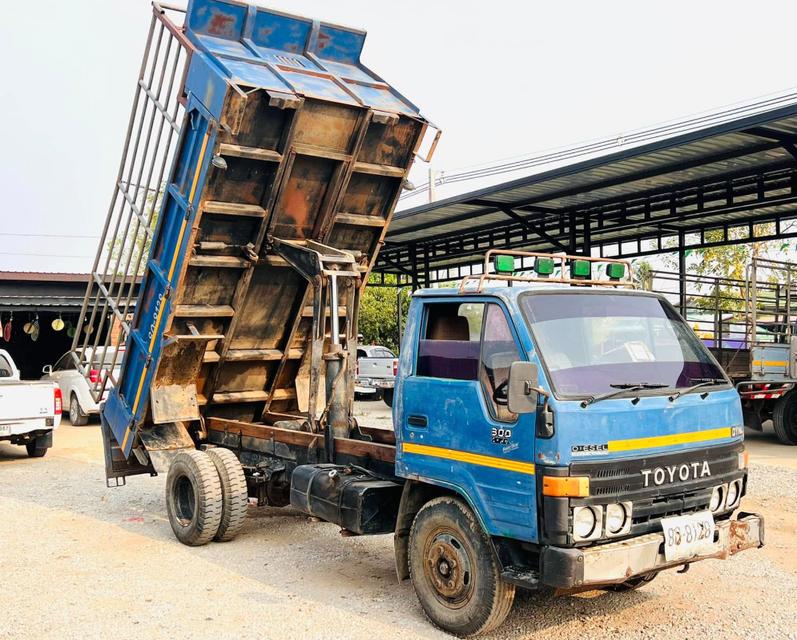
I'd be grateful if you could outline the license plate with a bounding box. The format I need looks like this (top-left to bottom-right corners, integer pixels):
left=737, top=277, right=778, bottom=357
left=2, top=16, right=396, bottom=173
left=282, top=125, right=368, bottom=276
left=0, top=424, right=11, bottom=436
left=661, top=511, right=716, bottom=562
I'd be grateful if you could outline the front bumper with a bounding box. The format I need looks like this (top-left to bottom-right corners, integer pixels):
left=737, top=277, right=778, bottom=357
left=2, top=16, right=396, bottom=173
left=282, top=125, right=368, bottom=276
left=540, top=512, right=764, bottom=589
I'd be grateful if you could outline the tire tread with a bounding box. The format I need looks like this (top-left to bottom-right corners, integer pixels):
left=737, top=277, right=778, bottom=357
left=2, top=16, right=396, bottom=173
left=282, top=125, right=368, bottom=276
left=206, top=447, right=248, bottom=542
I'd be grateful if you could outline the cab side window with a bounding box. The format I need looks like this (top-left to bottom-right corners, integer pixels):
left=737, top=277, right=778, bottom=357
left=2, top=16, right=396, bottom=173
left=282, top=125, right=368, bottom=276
left=417, top=302, right=484, bottom=380
left=480, top=304, right=522, bottom=422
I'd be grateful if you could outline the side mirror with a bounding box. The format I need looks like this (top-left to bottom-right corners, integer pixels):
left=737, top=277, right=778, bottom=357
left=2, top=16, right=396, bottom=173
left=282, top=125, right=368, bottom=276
left=507, top=361, right=547, bottom=414
left=42, top=365, right=52, bottom=375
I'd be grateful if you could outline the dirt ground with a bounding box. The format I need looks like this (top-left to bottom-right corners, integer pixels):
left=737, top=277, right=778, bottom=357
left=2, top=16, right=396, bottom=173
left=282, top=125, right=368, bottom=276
left=1, top=402, right=796, bottom=640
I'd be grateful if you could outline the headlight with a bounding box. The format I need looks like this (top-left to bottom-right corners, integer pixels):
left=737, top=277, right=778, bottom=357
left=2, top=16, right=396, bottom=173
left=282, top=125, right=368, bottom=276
left=605, top=502, right=632, bottom=536
left=572, top=506, right=602, bottom=541
left=726, top=479, right=742, bottom=509
left=709, top=485, right=726, bottom=512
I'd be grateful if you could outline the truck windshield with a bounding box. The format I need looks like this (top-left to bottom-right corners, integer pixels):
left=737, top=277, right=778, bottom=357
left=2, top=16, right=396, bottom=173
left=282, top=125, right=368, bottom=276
left=520, top=292, right=727, bottom=398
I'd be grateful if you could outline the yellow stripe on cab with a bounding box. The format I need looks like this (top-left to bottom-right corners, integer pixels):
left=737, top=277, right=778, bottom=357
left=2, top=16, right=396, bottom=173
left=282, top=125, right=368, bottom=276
left=402, top=442, right=536, bottom=475
left=608, top=427, right=734, bottom=453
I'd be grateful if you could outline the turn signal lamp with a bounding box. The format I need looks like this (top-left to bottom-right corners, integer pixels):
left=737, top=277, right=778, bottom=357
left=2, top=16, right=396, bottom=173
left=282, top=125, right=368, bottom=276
left=542, top=475, right=590, bottom=497
left=494, top=254, right=515, bottom=274
left=534, top=256, right=555, bottom=277
left=606, top=262, right=626, bottom=280
left=570, top=259, right=591, bottom=279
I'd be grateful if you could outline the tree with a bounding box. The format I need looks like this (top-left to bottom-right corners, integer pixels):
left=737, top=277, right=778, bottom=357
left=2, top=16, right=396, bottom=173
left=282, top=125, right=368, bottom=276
left=107, top=183, right=163, bottom=276
left=660, top=224, right=795, bottom=313
left=358, top=274, right=411, bottom=353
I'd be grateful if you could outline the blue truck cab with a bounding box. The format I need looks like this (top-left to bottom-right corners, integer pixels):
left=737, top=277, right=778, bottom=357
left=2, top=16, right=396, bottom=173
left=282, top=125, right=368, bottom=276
left=390, top=250, right=763, bottom=632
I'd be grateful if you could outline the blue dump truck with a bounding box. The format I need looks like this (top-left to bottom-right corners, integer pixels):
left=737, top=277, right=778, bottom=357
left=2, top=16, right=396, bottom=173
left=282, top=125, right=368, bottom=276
left=74, top=1, right=762, bottom=636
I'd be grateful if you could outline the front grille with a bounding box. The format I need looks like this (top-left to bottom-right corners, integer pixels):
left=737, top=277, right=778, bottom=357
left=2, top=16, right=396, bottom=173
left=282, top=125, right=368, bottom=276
left=571, top=442, right=743, bottom=500
left=570, top=442, right=745, bottom=538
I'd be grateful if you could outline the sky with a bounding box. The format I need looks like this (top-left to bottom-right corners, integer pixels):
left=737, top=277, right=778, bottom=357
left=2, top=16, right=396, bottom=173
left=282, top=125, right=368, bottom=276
left=2, top=0, right=797, bottom=273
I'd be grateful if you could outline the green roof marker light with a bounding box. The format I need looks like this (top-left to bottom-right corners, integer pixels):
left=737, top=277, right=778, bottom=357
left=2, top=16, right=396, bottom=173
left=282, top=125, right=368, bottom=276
left=570, top=259, right=591, bottom=279
left=606, top=262, right=626, bottom=280
left=534, top=256, right=555, bottom=277
left=494, top=254, right=516, bottom=274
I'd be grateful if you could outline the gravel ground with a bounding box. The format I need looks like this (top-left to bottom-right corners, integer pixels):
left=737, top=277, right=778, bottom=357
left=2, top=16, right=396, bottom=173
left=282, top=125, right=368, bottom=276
left=1, top=404, right=795, bottom=640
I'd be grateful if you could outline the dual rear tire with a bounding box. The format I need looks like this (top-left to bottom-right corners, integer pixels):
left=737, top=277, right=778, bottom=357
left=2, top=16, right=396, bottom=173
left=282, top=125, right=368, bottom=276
left=165, top=448, right=248, bottom=546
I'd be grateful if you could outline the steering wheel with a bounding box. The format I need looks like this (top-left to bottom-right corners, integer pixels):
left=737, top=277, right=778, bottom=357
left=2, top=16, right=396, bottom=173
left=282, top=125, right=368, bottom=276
left=493, top=380, right=509, bottom=406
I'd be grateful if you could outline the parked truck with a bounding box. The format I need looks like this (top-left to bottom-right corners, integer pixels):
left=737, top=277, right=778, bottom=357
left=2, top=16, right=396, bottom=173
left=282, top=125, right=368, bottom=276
left=355, top=344, right=397, bottom=405
left=649, top=257, right=797, bottom=444
left=75, top=2, right=763, bottom=636
left=0, top=349, right=62, bottom=457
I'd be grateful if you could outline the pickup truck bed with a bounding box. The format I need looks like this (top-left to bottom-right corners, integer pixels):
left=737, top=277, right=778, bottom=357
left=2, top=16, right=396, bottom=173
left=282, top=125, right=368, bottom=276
left=0, top=348, right=62, bottom=457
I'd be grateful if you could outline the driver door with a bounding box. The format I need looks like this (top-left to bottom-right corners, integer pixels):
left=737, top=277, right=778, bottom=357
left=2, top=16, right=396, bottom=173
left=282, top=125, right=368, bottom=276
left=399, top=299, right=538, bottom=542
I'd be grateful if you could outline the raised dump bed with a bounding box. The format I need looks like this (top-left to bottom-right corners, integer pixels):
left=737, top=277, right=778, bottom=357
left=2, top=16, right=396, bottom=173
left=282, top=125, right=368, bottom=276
left=73, top=0, right=436, bottom=474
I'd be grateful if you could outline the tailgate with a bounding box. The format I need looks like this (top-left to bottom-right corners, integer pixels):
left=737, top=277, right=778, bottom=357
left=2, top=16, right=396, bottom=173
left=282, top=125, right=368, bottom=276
left=360, top=358, right=395, bottom=378
left=0, top=382, right=54, bottom=422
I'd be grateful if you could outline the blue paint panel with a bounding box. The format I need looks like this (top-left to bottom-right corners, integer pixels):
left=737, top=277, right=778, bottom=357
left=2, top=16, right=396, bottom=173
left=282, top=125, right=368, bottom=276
left=184, top=52, right=229, bottom=121
left=279, top=70, right=358, bottom=105
left=219, top=58, right=291, bottom=91
left=187, top=0, right=247, bottom=40
left=249, top=9, right=311, bottom=54
left=345, top=82, right=416, bottom=116
left=194, top=33, right=254, bottom=59
left=313, top=25, right=365, bottom=64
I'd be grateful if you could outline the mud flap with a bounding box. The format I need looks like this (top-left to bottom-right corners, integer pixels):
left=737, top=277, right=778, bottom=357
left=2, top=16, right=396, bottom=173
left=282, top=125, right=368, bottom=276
left=137, top=422, right=196, bottom=474
left=150, top=335, right=214, bottom=424
left=101, top=414, right=154, bottom=486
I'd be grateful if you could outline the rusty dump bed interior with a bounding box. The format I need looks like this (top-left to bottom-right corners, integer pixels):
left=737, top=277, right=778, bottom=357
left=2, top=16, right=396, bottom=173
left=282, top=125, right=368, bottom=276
left=186, top=92, right=422, bottom=420
left=77, top=1, right=434, bottom=472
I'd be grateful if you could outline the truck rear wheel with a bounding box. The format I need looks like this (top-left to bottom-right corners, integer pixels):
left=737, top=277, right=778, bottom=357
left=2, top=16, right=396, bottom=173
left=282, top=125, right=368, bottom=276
left=383, top=388, right=394, bottom=408
left=409, top=496, right=515, bottom=637
left=206, top=447, right=248, bottom=542
left=772, top=391, right=797, bottom=445
left=165, top=450, right=223, bottom=546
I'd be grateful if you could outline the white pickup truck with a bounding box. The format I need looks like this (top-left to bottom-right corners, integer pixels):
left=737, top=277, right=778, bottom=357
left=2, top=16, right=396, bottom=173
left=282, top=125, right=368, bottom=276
left=0, top=349, right=62, bottom=457
left=355, top=345, right=398, bottom=407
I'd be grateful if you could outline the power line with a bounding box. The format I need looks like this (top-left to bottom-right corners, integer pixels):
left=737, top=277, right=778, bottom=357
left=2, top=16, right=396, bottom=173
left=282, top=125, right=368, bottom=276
left=0, top=232, right=99, bottom=240
left=400, top=87, right=797, bottom=202
left=0, top=252, right=93, bottom=259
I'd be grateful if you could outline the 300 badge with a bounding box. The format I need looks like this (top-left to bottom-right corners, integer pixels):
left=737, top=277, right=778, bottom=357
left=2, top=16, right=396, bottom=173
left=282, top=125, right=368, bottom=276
left=491, top=427, right=512, bottom=445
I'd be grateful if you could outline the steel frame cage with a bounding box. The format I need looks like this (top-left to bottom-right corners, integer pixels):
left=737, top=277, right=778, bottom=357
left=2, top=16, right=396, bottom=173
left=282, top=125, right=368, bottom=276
left=71, top=2, right=192, bottom=403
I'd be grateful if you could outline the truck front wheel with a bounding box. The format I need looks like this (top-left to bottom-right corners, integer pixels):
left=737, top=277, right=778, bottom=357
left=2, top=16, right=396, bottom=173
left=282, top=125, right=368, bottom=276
left=409, top=496, right=515, bottom=637
left=165, top=450, right=223, bottom=546
left=772, top=391, right=797, bottom=445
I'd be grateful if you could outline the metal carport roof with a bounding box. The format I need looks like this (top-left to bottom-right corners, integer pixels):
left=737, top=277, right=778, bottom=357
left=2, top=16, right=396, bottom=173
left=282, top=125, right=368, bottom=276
left=376, top=95, right=797, bottom=285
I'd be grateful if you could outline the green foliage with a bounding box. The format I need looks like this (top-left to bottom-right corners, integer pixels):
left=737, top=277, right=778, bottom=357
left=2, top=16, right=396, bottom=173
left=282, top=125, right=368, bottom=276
left=358, top=274, right=410, bottom=353
left=108, top=184, right=163, bottom=275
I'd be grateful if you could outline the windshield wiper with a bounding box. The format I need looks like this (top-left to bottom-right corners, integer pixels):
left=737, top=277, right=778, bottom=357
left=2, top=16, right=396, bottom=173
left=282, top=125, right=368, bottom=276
left=581, top=383, right=668, bottom=408
left=668, top=379, right=726, bottom=402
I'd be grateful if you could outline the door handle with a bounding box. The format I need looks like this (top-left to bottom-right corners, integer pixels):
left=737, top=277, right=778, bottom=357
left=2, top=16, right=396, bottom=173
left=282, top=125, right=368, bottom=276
left=408, top=415, right=428, bottom=428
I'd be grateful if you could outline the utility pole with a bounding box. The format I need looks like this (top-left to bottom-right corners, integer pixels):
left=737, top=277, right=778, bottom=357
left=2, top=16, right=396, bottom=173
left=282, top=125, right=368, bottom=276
left=428, top=167, right=438, bottom=203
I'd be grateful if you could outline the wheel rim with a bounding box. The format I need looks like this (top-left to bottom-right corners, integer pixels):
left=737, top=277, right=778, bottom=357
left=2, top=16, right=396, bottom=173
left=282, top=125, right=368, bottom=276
left=70, top=398, right=78, bottom=423
left=422, top=528, right=474, bottom=608
left=174, top=475, right=196, bottom=525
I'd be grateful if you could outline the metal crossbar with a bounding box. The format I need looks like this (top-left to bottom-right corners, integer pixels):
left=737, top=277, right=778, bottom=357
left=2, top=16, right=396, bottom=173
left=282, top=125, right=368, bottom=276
left=72, top=4, right=190, bottom=403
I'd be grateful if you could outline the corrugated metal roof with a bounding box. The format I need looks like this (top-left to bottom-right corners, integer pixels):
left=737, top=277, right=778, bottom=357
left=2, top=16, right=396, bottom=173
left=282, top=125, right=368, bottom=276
left=379, top=98, right=797, bottom=278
